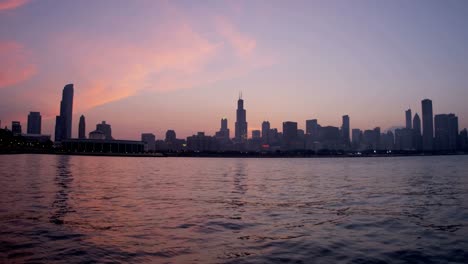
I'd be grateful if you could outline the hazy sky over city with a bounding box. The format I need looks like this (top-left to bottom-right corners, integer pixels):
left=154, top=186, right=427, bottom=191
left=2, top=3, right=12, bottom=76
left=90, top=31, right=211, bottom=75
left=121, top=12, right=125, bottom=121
left=1, top=0, right=467, bottom=139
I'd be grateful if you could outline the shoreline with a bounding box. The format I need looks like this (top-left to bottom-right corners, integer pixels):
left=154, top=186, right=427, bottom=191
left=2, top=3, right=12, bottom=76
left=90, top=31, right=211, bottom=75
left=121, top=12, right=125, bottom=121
left=1, top=150, right=467, bottom=158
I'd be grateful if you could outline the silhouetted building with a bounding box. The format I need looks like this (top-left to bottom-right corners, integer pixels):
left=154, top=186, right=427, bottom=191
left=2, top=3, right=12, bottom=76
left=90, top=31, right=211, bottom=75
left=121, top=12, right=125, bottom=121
left=460, top=129, right=468, bottom=151
left=187, top=132, right=218, bottom=152
left=252, top=130, right=261, bottom=139
left=448, top=114, right=459, bottom=151
left=435, top=113, right=458, bottom=151
left=89, top=130, right=105, bottom=140
left=422, top=99, right=433, bottom=151
left=342, top=115, right=350, bottom=147
left=282, top=121, right=298, bottom=151
left=235, top=94, right=248, bottom=142
left=352, top=129, right=362, bottom=150
left=166, top=130, right=176, bottom=143
left=306, top=119, right=319, bottom=140
left=319, top=126, right=341, bottom=150
left=164, top=130, right=184, bottom=151
left=62, top=139, right=144, bottom=154
left=413, top=113, right=422, bottom=150
left=27, top=112, right=41, bottom=134
left=262, top=121, right=270, bottom=144
left=381, top=131, right=395, bottom=150
left=141, top=133, right=156, bottom=152
left=11, top=121, right=22, bottom=135
left=215, top=118, right=230, bottom=145
left=96, top=121, right=112, bottom=140
left=405, top=109, right=412, bottom=130
left=362, top=129, right=380, bottom=150
left=54, top=84, right=74, bottom=142
left=395, top=128, right=413, bottom=150
left=78, top=115, right=86, bottom=139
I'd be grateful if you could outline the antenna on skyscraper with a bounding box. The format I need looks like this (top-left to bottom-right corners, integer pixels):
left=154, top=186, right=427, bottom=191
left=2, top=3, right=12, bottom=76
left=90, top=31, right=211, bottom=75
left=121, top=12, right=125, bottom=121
left=239, top=91, right=242, bottom=100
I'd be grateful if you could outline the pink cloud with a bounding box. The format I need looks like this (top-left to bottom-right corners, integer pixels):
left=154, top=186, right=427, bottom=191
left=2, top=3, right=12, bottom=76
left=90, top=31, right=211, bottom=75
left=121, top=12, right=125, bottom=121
left=215, top=16, right=257, bottom=58
left=0, top=41, right=36, bottom=88
left=0, top=0, right=29, bottom=11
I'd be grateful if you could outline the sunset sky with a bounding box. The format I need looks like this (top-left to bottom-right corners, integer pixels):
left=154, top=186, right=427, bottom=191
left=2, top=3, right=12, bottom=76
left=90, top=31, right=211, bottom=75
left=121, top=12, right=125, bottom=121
left=1, top=0, right=467, bottom=139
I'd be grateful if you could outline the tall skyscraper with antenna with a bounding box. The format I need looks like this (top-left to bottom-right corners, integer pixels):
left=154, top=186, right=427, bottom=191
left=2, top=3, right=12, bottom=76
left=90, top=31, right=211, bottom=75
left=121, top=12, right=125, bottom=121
left=235, top=92, right=248, bottom=143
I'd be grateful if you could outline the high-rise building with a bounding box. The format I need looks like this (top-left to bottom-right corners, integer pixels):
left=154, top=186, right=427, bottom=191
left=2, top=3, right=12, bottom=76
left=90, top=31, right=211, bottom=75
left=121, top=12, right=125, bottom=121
left=413, top=113, right=422, bottom=150
left=165, top=130, right=176, bottom=143
left=96, top=121, right=112, bottom=140
left=141, top=133, right=156, bottom=152
left=12, top=121, right=22, bottom=135
left=282, top=121, right=298, bottom=150
left=422, top=99, right=433, bottom=151
left=435, top=114, right=449, bottom=151
left=460, top=129, right=468, bottom=151
left=252, top=130, right=261, bottom=139
left=54, top=84, right=74, bottom=142
left=306, top=119, right=319, bottom=139
left=261, top=121, right=270, bottom=144
left=342, top=115, right=350, bottom=146
left=27, top=111, right=41, bottom=134
left=352, top=128, right=362, bottom=150
left=448, top=114, right=459, bottom=151
left=405, top=109, right=412, bottom=130
left=78, top=115, right=86, bottom=139
left=235, top=94, right=247, bottom=142
left=215, top=118, right=230, bottom=145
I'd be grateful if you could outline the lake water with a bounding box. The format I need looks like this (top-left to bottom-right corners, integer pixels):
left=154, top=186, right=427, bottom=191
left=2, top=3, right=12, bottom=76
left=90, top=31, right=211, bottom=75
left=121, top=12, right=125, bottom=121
left=1, top=154, right=468, bottom=263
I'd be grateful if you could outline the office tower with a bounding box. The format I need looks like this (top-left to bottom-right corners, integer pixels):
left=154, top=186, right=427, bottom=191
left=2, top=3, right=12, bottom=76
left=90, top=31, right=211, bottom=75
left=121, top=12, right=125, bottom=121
left=422, top=99, right=433, bottom=151
left=96, top=121, right=112, bottom=140
left=342, top=115, right=350, bottom=146
left=12, top=121, right=22, bottom=135
left=395, top=128, right=413, bottom=150
left=460, top=129, right=468, bottom=150
left=405, top=109, right=412, bottom=129
left=413, top=113, right=422, bottom=150
left=54, top=84, right=74, bottom=142
left=141, top=133, right=156, bottom=152
left=262, top=121, right=270, bottom=143
left=306, top=119, right=319, bottom=139
left=165, top=130, right=176, bottom=143
left=78, top=115, right=86, bottom=139
left=352, top=129, right=362, bottom=150
left=27, top=111, right=41, bottom=134
left=215, top=118, right=230, bottom=145
left=252, top=130, right=261, bottom=139
left=374, top=127, right=381, bottom=149
left=235, top=94, right=247, bottom=142
left=435, top=114, right=449, bottom=151
left=282, top=121, right=298, bottom=150
left=448, top=114, right=459, bottom=151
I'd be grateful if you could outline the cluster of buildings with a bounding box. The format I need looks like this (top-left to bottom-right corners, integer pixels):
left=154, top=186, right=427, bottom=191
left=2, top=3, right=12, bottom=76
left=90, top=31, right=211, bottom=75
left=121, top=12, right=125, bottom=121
left=2, top=84, right=468, bottom=154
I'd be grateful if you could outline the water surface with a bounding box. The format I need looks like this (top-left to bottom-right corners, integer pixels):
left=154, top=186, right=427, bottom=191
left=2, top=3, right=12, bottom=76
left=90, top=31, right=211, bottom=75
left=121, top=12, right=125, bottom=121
left=1, top=155, right=468, bottom=263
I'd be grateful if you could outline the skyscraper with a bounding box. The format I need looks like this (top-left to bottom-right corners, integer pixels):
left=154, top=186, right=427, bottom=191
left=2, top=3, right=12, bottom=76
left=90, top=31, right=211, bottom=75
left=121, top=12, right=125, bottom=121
left=405, top=109, right=412, bottom=129
left=413, top=113, right=422, bottom=150
left=215, top=118, right=230, bottom=144
left=261, top=121, right=270, bottom=144
left=342, top=115, right=350, bottom=146
left=235, top=94, right=247, bottom=142
left=54, top=84, right=74, bottom=142
left=282, top=121, right=298, bottom=150
left=12, top=121, right=22, bottom=135
left=306, top=119, right=319, bottom=140
left=448, top=114, right=459, bottom=151
left=422, top=99, right=433, bottom=151
left=78, top=115, right=86, bottom=139
left=435, top=114, right=449, bottom=151
left=27, top=111, right=41, bottom=134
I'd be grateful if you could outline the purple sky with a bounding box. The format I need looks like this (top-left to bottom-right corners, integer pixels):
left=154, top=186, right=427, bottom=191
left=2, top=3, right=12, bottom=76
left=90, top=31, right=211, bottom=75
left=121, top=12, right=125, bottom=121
left=1, top=0, right=467, bottom=139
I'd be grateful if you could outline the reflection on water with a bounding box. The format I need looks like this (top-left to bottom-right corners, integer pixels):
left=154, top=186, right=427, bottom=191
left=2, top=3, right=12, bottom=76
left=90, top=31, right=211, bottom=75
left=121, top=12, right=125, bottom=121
left=50, top=156, right=73, bottom=225
left=1, top=155, right=468, bottom=263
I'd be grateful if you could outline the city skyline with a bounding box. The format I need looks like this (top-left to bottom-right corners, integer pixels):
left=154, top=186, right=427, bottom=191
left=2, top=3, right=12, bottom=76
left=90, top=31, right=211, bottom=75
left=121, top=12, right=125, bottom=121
left=1, top=1, right=468, bottom=139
